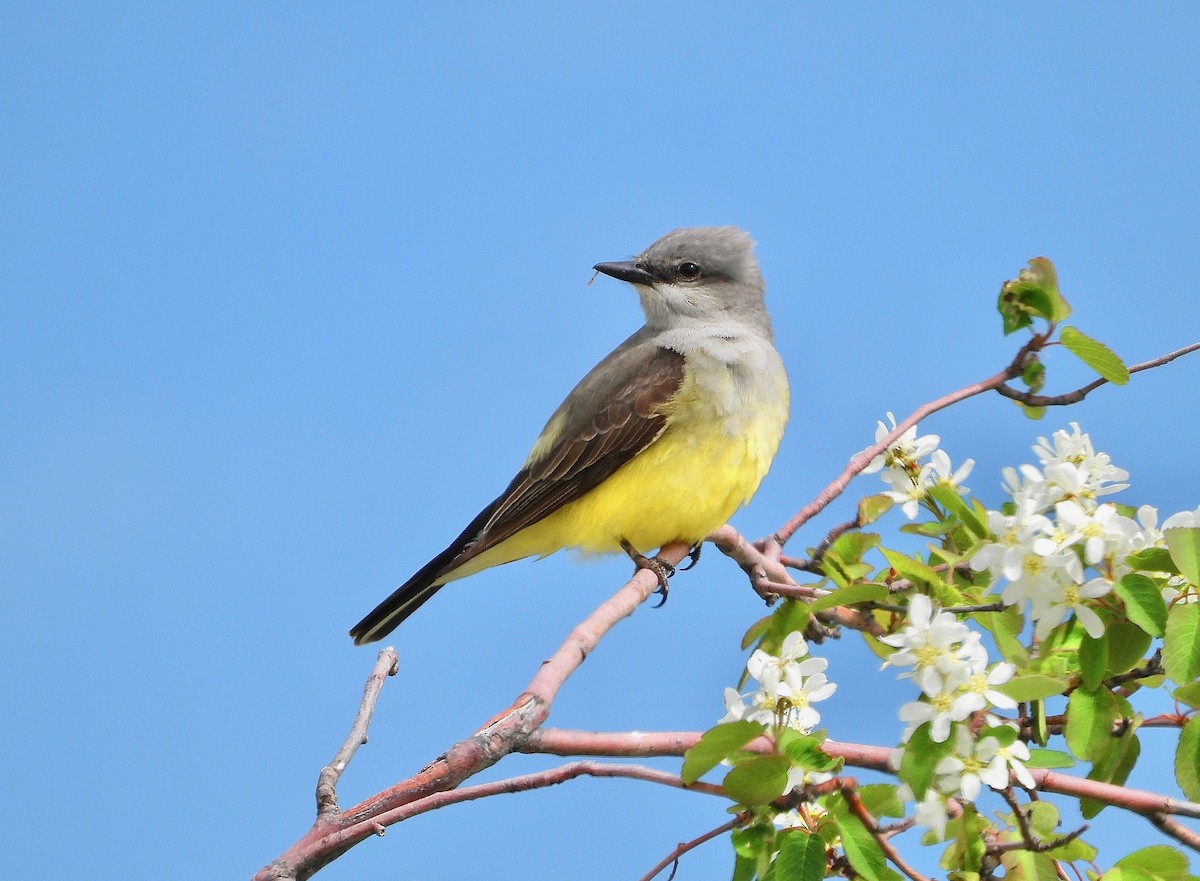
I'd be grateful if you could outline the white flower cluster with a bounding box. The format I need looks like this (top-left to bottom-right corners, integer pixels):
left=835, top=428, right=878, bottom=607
left=901, top=727, right=1036, bottom=839
left=861, top=418, right=1200, bottom=838
left=969, top=422, right=1196, bottom=634
left=880, top=595, right=1017, bottom=743
left=720, top=631, right=837, bottom=734
left=881, top=595, right=1032, bottom=837
left=862, top=413, right=974, bottom=519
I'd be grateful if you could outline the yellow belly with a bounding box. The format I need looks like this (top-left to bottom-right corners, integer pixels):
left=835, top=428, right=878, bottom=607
left=441, top=379, right=789, bottom=583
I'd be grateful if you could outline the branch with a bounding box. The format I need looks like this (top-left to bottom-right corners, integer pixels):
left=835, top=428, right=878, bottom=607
left=1148, top=813, right=1200, bottom=852
left=524, top=727, right=896, bottom=773
left=769, top=338, right=1198, bottom=547
left=771, top=358, right=1029, bottom=547
left=315, top=649, right=398, bottom=817
left=254, top=544, right=691, bottom=881
left=1032, top=767, right=1200, bottom=820
left=371, top=761, right=727, bottom=827
left=638, top=817, right=745, bottom=881
left=840, top=779, right=933, bottom=881
left=995, top=341, right=1200, bottom=407
left=707, top=524, right=883, bottom=637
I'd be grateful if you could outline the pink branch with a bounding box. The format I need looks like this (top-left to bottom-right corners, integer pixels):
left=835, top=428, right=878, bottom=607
left=771, top=339, right=1199, bottom=547
left=638, top=817, right=744, bottom=881
left=368, top=761, right=727, bottom=829
left=772, top=364, right=1018, bottom=546
left=254, top=544, right=691, bottom=881
left=315, top=649, right=398, bottom=816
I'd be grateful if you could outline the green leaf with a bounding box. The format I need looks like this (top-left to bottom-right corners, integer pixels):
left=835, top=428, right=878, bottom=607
left=1021, top=357, right=1046, bottom=393
left=732, top=853, right=757, bottom=881
left=879, top=548, right=947, bottom=591
left=1031, top=694, right=1049, bottom=746
left=1107, top=619, right=1154, bottom=676
left=975, top=606, right=1030, bottom=667
left=1082, top=721, right=1139, bottom=818
left=747, top=601, right=812, bottom=657
left=997, top=256, right=1071, bottom=334
left=681, top=721, right=764, bottom=783
left=741, top=613, right=774, bottom=651
left=810, top=583, right=890, bottom=612
left=723, top=755, right=791, bottom=806
left=1175, top=716, right=1200, bottom=801
left=928, top=483, right=986, bottom=539
left=1000, top=847, right=1059, bottom=881
left=1165, top=602, right=1200, bottom=685
left=858, top=783, right=904, bottom=819
left=1115, top=844, right=1192, bottom=881
left=1115, top=573, right=1169, bottom=637
left=1126, top=547, right=1179, bottom=575
left=1020, top=403, right=1048, bottom=420
left=1079, top=632, right=1108, bottom=692
left=996, top=674, right=1070, bottom=703
left=1024, top=748, right=1075, bottom=769
left=1066, top=688, right=1119, bottom=763
left=1101, top=868, right=1155, bottom=881
left=899, top=722, right=955, bottom=798
left=1059, top=326, right=1129, bottom=384
left=777, top=729, right=842, bottom=773
left=1166, top=527, right=1200, bottom=585
left=775, top=831, right=827, bottom=881
left=732, top=822, right=773, bottom=859
left=834, top=815, right=898, bottom=881
left=940, top=804, right=987, bottom=873
left=1174, top=681, right=1200, bottom=709
left=857, top=494, right=894, bottom=526
left=1022, top=801, right=1062, bottom=839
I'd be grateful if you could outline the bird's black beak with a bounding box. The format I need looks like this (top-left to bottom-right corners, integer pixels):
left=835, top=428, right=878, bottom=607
left=593, top=260, right=655, bottom=286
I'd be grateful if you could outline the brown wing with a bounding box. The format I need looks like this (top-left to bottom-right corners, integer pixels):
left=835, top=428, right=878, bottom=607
left=349, top=342, right=685, bottom=644
left=461, top=344, right=686, bottom=559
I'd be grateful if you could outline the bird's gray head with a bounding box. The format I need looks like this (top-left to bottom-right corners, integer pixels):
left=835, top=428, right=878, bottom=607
left=593, top=227, right=770, bottom=334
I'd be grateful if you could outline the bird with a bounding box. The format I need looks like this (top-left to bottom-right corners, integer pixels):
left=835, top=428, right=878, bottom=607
left=349, top=227, right=790, bottom=644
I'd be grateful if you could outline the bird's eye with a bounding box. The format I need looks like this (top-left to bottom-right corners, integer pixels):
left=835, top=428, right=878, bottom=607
left=676, top=261, right=702, bottom=281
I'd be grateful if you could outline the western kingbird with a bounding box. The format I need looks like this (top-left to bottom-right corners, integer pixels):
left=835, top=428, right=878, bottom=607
left=349, top=227, right=789, bottom=644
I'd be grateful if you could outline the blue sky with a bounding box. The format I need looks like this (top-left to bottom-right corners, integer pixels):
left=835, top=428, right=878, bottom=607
left=3, top=4, right=1199, bottom=879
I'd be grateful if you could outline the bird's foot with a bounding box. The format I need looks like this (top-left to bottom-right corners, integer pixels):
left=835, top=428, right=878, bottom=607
left=620, top=539, right=674, bottom=607
left=679, top=543, right=702, bottom=572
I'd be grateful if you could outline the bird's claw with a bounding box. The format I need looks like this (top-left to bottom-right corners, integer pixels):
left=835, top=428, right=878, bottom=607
left=621, top=539, right=675, bottom=606
left=679, top=543, right=702, bottom=571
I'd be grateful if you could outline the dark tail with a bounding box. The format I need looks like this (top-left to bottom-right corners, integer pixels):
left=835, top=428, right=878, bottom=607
left=348, top=555, right=451, bottom=645
left=349, top=494, right=509, bottom=644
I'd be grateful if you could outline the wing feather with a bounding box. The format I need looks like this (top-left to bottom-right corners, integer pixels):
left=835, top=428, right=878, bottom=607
left=348, top=342, right=685, bottom=644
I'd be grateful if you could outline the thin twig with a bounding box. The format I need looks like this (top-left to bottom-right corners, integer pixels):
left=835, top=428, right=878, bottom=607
left=771, top=338, right=1198, bottom=548
left=1148, top=813, right=1200, bottom=852
left=995, top=341, right=1200, bottom=407
left=638, top=817, right=745, bottom=881
left=793, top=516, right=861, bottom=574
left=840, top=780, right=933, bottom=881
left=365, top=761, right=728, bottom=829
left=315, top=649, right=399, bottom=816
left=998, top=787, right=1037, bottom=850
left=867, top=601, right=1006, bottom=614
left=255, top=547, right=690, bottom=881
left=771, top=332, right=1041, bottom=547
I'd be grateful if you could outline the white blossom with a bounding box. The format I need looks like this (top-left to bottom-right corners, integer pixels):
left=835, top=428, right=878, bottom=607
left=1163, top=506, right=1200, bottom=529
left=1032, top=576, right=1113, bottom=640
left=861, top=412, right=940, bottom=476
left=879, top=595, right=974, bottom=696
left=899, top=691, right=977, bottom=743
left=911, top=788, right=950, bottom=839
left=970, top=504, right=1053, bottom=583
left=1035, top=500, right=1140, bottom=568
left=720, top=632, right=836, bottom=734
